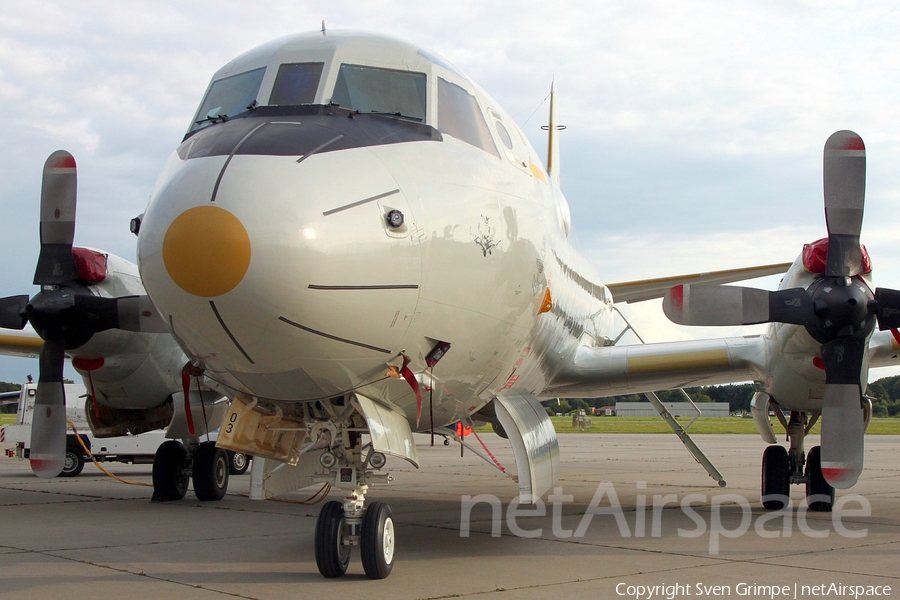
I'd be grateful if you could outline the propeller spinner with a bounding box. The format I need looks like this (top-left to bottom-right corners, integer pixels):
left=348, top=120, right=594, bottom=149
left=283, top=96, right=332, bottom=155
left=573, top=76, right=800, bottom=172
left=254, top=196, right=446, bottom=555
left=662, top=131, right=900, bottom=489
left=0, top=151, right=166, bottom=478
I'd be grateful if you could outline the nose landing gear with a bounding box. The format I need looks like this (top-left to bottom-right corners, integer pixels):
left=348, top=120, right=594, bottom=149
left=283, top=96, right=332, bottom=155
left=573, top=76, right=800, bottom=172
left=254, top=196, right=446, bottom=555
left=314, top=485, right=395, bottom=579
left=309, top=410, right=395, bottom=579
left=315, top=500, right=352, bottom=577
left=361, top=501, right=395, bottom=579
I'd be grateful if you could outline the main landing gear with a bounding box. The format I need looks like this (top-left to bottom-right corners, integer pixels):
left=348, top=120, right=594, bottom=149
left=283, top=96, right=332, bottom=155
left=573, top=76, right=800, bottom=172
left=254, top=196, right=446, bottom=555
left=760, top=410, right=834, bottom=512
left=152, top=440, right=230, bottom=502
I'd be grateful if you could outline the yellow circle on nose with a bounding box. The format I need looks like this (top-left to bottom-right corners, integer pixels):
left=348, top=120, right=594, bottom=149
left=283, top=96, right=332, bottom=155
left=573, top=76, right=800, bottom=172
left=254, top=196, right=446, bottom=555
left=163, top=205, right=251, bottom=297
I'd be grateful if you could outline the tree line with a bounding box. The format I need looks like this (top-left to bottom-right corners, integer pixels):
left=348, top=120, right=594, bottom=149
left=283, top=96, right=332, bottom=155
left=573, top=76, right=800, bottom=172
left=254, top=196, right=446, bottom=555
left=0, top=381, right=21, bottom=414
left=4, top=375, right=900, bottom=418
left=550, top=374, right=900, bottom=418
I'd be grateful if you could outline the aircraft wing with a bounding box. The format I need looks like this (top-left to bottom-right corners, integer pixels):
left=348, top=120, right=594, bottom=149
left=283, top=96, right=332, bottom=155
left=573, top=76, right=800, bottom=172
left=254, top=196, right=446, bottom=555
left=0, top=332, right=43, bottom=359
left=607, top=263, right=792, bottom=304
left=544, top=328, right=900, bottom=400
left=542, top=335, right=767, bottom=399
left=867, top=329, right=900, bottom=369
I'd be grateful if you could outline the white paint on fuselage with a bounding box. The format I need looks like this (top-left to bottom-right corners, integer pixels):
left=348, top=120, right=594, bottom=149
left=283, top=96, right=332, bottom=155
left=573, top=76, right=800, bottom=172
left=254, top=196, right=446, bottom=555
left=137, top=31, right=613, bottom=430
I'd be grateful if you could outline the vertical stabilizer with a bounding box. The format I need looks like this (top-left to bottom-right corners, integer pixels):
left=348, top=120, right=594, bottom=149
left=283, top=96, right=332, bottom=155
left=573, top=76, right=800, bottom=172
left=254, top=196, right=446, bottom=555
left=546, top=82, right=561, bottom=187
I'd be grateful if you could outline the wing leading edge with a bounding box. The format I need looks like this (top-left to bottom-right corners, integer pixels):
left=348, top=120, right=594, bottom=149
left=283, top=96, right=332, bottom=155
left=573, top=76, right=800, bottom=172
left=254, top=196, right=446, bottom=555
left=0, top=332, right=43, bottom=359
left=608, top=263, right=792, bottom=304
left=542, top=335, right=767, bottom=399
left=543, top=328, right=900, bottom=401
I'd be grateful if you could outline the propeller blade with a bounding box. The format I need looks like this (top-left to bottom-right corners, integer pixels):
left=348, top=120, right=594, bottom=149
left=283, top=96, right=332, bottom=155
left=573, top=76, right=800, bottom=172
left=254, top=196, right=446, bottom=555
left=823, top=130, right=866, bottom=278
left=820, top=336, right=867, bottom=385
left=663, top=284, right=813, bottom=326
left=766, top=288, right=816, bottom=325
left=873, top=287, right=900, bottom=331
left=74, top=294, right=169, bottom=334
left=819, top=337, right=866, bottom=489
left=72, top=295, right=120, bottom=333
left=29, top=339, right=67, bottom=478
left=34, top=150, right=78, bottom=285
left=0, top=295, right=29, bottom=329
left=820, top=384, right=866, bottom=489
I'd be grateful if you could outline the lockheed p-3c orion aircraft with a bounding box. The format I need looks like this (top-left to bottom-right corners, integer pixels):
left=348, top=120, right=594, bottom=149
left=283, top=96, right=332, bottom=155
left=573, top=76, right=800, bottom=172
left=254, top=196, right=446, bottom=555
left=3, top=29, right=900, bottom=580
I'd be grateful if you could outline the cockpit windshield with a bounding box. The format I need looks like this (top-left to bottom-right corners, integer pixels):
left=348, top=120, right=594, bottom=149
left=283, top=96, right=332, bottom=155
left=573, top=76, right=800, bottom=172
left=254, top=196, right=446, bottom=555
left=437, top=78, right=499, bottom=158
left=331, top=64, right=426, bottom=122
left=190, top=67, right=266, bottom=133
left=269, top=62, right=324, bottom=105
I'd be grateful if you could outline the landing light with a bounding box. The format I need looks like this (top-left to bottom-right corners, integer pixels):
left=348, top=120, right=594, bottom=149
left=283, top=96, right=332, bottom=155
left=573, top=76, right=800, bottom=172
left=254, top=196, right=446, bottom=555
left=319, top=451, right=337, bottom=469
left=385, top=210, right=404, bottom=229
left=368, top=452, right=387, bottom=469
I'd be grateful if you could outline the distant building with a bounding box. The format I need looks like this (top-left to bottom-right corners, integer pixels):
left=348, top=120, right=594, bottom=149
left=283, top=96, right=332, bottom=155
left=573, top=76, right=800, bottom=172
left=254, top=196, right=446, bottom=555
left=593, top=406, right=616, bottom=416
left=614, top=402, right=730, bottom=417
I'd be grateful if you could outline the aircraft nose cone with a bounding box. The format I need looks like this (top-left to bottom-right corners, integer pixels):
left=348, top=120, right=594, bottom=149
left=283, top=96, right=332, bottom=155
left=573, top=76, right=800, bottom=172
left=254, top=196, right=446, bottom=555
left=162, top=206, right=251, bottom=297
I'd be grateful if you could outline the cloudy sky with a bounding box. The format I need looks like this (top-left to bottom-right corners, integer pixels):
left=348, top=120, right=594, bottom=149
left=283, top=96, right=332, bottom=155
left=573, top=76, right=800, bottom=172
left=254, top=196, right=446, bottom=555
left=2, top=1, right=900, bottom=384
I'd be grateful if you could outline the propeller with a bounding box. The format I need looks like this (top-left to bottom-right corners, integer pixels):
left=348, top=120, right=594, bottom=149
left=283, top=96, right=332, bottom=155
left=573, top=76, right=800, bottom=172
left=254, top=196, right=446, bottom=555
left=0, top=151, right=167, bottom=478
left=662, top=131, right=900, bottom=489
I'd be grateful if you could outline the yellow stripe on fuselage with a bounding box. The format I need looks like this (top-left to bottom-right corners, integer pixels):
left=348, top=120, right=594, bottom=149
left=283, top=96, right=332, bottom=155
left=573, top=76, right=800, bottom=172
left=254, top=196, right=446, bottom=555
left=0, top=333, right=43, bottom=357
left=627, top=349, right=730, bottom=374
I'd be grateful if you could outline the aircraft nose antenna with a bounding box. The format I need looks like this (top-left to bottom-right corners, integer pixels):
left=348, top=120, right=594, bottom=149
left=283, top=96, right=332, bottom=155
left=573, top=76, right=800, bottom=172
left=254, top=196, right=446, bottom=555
left=163, top=206, right=252, bottom=297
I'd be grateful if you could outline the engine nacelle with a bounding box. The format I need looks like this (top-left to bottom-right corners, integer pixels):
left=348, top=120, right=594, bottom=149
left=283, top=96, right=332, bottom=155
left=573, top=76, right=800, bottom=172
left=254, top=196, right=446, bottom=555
left=86, top=396, right=174, bottom=437
left=65, top=250, right=228, bottom=439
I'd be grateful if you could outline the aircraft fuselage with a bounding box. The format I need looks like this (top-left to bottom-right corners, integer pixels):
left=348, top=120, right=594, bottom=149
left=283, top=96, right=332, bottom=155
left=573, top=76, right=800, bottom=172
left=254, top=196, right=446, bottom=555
left=136, top=31, right=612, bottom=430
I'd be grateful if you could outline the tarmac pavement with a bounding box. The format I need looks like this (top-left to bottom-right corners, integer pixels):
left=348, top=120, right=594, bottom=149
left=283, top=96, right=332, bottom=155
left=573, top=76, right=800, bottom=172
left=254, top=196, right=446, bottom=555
left=1, top=433, right=898, bottom=599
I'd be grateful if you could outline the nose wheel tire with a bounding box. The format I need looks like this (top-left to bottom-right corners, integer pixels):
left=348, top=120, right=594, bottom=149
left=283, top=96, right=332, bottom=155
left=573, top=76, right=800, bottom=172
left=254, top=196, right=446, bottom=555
left=152, top=440, right=189, bottom=501
left=193, top=442, right=229, bottom=501
left=805, top=445, right=835, bottom=512
left=761, top=445, right=791, bottom=510
left=361, top=501, right=395, bottom=579
left=315, top=501, right=351, bottom=578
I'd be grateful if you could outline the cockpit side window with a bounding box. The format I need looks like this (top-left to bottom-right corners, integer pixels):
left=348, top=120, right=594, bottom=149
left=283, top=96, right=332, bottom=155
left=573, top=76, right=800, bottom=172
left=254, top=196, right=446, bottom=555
left=269, top=62, right=324, bottom=105
left=489, top=109, right=514, bottom=151
left=331, top=64, right=426, bottom=122
left=190, top=67, right=266, bottom=133
left=437, top=78, right=500, bottom=159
